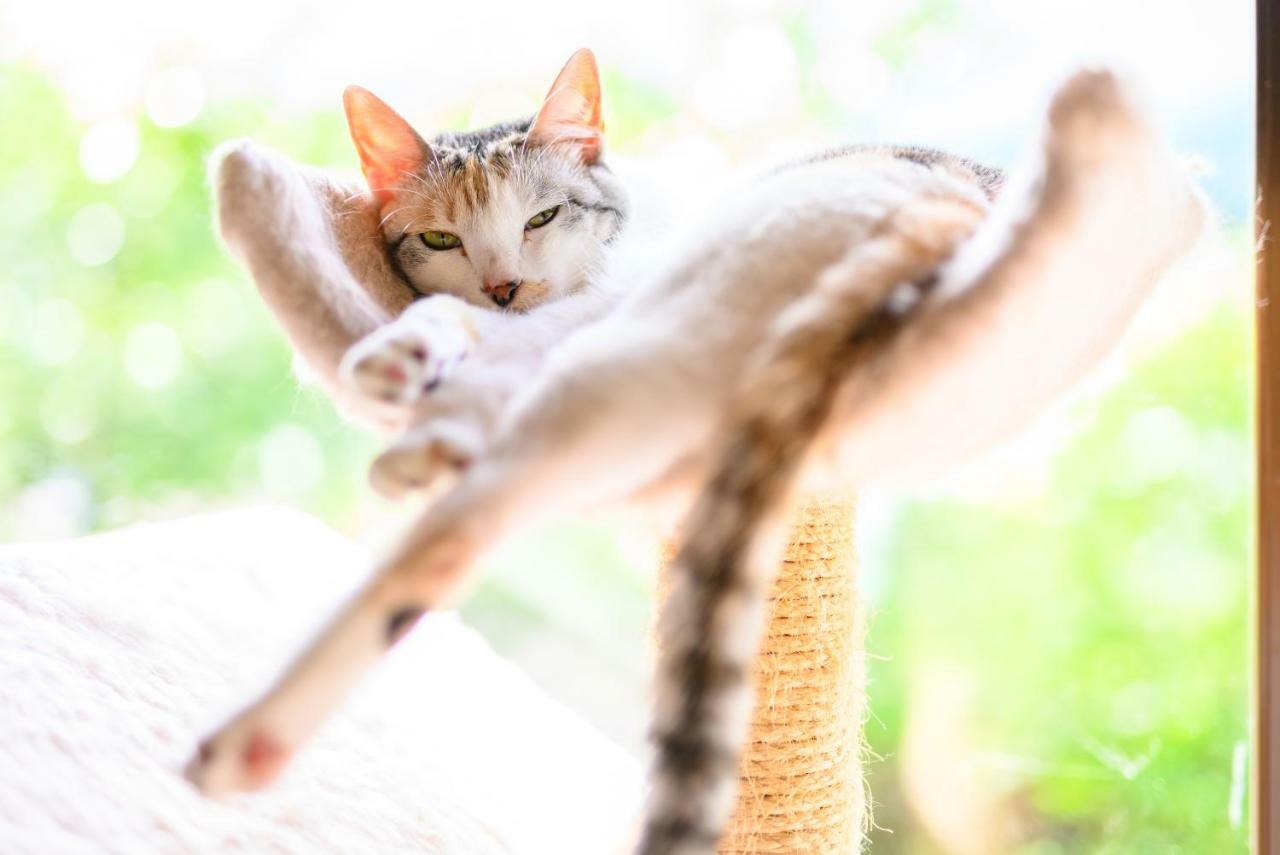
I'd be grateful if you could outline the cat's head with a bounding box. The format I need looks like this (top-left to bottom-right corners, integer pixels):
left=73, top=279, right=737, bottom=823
left=344, top=49, right=626, bottom=312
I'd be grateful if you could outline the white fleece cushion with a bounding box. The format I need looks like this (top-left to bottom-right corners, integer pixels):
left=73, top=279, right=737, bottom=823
left=0, top=507, right=640, bottom=854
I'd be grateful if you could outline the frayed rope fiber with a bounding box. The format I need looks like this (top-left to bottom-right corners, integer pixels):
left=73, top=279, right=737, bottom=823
left=661, top=492, right=867, bottom=854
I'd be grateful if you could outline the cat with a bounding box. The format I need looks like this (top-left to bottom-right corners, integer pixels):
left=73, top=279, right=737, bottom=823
left=339, top=48, right=630, bottom=424
left=191, top=69, right=1204, bottom=855
left=212, top=50, right=627, bottom=436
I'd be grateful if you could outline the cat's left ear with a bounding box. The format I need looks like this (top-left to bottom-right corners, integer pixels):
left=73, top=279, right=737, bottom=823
left=529, top=49, right=604, bottom=165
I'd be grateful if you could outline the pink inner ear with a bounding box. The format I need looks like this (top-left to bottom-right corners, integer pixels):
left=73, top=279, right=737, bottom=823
left=529, top=49, right=604, bottom=163
left=343, top=86, right=429, bottom=200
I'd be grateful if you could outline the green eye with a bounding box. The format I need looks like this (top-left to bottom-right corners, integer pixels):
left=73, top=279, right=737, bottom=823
left=525, top=206, right=560, bottom=230
left=420, top=230, right=462, bottom=251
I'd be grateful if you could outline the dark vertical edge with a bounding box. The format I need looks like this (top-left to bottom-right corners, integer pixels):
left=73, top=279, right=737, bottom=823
left=1259, top=1, right=1278, bottom=851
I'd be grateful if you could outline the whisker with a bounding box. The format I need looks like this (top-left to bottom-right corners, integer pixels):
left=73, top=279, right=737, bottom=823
left=378, top=205, right=411, bottom=230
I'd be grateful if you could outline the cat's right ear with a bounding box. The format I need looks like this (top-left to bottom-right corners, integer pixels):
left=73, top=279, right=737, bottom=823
left=343, top=86, right=432, bottom=202
left=529, top=49, right=604, bottom=164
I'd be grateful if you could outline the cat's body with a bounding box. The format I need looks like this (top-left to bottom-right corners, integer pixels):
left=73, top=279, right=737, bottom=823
left=367, top=147, right=998, bottom=500
left=194, top=68, right=1204, bottom=855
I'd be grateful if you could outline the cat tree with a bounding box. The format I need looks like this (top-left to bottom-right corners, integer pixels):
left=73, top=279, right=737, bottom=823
left=659, top=490, right=863, bottom=853
left=712, top=492, right=863, bottom=853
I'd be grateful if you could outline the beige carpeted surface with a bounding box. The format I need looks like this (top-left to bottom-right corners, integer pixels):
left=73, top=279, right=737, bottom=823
left=0, top=507, right=639, bottom=854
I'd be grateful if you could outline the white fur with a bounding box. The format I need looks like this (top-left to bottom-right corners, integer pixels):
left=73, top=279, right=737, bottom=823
left=0, top=509, right=639, bottom=853
left=371, top=156, right=990, bottom=500
left=391, top=155, right=619, bottom=308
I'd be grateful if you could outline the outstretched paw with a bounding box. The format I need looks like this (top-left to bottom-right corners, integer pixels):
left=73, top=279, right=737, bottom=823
left=369, top=420, right=483, bottom=500
left=1046, top=68, right=1150, bottom=175
left=185, top=707, right=293, bottom=798
left=1043, top=67, right=1202, bottom=246
left=340, top=306, right=474, bottom=410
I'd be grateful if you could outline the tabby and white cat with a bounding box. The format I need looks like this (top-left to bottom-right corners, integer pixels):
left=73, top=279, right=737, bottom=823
left=338, top=50, right=627, bottom=423
left=211, top=50, right=627, bottom=439
left=193, top=66, right=1203, bottom=855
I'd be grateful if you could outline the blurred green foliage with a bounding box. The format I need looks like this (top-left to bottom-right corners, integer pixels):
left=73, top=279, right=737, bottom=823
left=0, top=66, right=377, bottom=534
left=0, top=21, right=1251, bottom=851
left=866, top=302, right=1251, bottom=853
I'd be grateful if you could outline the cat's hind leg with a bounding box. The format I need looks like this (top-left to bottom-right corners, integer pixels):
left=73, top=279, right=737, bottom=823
left=183, top=475, right=497, bottom=797
left=185, top=342, right=702, bottom=795
left=638, top=198, right=984, bottom=855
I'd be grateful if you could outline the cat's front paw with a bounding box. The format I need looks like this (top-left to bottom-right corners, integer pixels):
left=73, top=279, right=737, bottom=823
left=369, top=420, right=482, bottom=500
left=340, top=310, right=474, bottom=410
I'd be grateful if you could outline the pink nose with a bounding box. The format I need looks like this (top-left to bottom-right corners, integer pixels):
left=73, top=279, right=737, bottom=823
left=482, top=279, right=521, bottom=307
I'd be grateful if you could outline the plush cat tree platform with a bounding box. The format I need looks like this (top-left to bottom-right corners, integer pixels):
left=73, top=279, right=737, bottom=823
left=2, top=505, right=863, bottom=855
left=0, top=508, right=640, bottom=853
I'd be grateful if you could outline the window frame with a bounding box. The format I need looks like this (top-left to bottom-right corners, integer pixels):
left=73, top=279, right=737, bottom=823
left=1256, top=1, right=1278, bottom=850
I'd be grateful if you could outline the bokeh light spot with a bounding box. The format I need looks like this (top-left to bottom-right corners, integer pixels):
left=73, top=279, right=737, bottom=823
left=28, top=298, right=85, bottom=365
left=146, top=67, right=206, bottom=128
left=66, top=203, right=126, bottom=267
left=79, top=118, right=140, bottom=183
left=694, top=25, right=798, bottom=129
left=257, top=424, right=325, bottom=497
left=1118, top=405, right=1195, bottom=489
left=39, top=380, right=98, bottom=445
left=0, top=284, right=27, bottom=343
left=4, top=472, right=94, bottom=541
left=185, top=278, right=249, bottom=358
left=817, top=49, right=890, bottom=113
left=123, top=321, right=183, bottom=389
left=118, top=153, right=182, bottom=219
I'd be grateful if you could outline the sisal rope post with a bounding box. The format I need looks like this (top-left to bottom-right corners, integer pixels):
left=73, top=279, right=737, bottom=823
left=660, top=492, right=866, bottom=854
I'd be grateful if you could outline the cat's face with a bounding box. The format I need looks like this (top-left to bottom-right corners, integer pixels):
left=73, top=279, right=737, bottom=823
left=345, top=50, right=626, bottom=312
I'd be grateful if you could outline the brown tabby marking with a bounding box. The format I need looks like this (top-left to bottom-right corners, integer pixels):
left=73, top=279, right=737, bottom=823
left=640, top=197, right=985, bottom=854
left=386, top=606, right=426, bottom=646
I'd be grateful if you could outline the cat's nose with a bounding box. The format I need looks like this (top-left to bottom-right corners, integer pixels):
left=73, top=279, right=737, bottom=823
left=483, top=279, right=521, bottom=307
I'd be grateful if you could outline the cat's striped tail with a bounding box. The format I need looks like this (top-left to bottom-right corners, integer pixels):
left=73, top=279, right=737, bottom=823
left=636, top=196, right=983, bottom=855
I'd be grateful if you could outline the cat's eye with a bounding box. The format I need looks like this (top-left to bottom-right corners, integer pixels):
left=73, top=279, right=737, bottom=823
left=525, top=206, right=560, bottom=230
left=420, top=230, right=462, bottom=251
